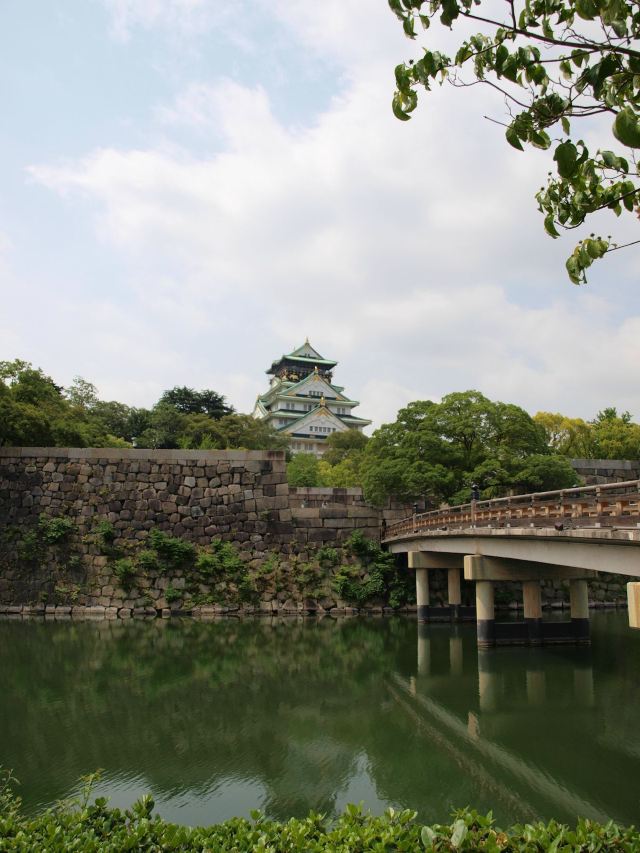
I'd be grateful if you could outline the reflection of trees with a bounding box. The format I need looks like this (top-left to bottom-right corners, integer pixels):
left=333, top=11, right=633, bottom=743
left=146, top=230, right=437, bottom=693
left=0, top=618, right=414, bottom=819
left=3, top=614, right=640, bottom=827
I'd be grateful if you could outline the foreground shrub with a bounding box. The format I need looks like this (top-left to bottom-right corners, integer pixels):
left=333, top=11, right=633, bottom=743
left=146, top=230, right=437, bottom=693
left=0, top=777, right=637, bottom=853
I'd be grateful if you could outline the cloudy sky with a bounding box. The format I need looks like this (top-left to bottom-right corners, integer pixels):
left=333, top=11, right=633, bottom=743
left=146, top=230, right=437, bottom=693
left=1, top=0, right=639, bottom=428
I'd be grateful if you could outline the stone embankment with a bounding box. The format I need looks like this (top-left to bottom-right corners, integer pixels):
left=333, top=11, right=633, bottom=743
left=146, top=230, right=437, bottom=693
left=0, top=447, right=408, bottom=617
left=0, top=448, right=633, bottom=618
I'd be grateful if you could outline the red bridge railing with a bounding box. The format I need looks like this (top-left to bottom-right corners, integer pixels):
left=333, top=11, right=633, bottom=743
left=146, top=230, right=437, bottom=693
left=384, top=480, right=640, bottom=540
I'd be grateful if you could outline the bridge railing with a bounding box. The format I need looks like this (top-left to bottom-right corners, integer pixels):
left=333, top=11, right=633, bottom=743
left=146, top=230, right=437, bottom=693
left=384, top=480, right=640, bottom=539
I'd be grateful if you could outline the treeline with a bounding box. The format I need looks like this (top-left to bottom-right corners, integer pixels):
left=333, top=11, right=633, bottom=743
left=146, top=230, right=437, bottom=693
left=289, top=391, right=640, bottom=505
left=3, top=361, right=639, bottom=506
left=0, top=360, right=287, bottom=451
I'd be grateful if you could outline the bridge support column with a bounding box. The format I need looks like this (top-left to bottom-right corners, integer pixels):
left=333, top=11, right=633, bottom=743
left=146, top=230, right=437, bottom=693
left=523, top=580, right=543, bottom=644
left=476, top=581, right=495, bottom=648
left=416, top=569, right=429, bottom=622
left=628, top=583, right=640, bottom=629
left=447, top=568, right=461, bottom=620
left=570, top=579, right=590, bottom=642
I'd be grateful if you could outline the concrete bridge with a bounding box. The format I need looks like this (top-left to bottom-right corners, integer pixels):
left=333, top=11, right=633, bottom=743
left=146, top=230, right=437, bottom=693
left=382, top=480, right=640, bottom=647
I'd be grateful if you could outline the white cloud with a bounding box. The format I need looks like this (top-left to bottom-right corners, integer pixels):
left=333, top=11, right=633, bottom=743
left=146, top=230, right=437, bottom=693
left=25, top=3, right=640, bottom=427
left=101, top=0, right=211, bottom=40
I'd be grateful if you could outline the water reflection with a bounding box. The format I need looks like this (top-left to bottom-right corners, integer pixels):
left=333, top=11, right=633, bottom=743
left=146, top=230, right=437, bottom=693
left=409, top=616, right=640, bottom=824
left=1, top=613, right=640, bottom=827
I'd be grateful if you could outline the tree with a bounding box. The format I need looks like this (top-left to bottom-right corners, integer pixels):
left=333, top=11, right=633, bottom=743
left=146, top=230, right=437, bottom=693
left=390, top=0, right=640, bottom=283
left=590, top=407, right=640, bottom=457
left=177, top=413, right=289, bottom=451
left=65, top=376, right=99, bottom=410
left=159, top=386, right=233, bottom=419
left=322, top=429, right=369, bottom=466
left=534, top=411, right=593, bottom=455
left=511, top=453, right=578, bottom=491
left=135, top=403, right=186, bottom=449
left=361, top=390, right=560, bottom=505
left=287, top=453, right=324, bottom=487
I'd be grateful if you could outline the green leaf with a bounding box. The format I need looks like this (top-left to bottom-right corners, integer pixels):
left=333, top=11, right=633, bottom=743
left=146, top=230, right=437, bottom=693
left=421, top=825, right=436, bottom=848
left=544, top=215, right=560, bottom=238
left=565, top=255, right=583, bottom=284
left=613, top=107, right=640, bottom=149
left=585, top=237, right=608, bottom=259
left=506, top=126, right=524, bottom=150
left=451, top=818, right=468, bottom=848
left=392, top=95, right=412, bottom=121
left=553, top=141, right=579, bottom=178
left=403, top=15, right=416, bottom=37
left=575, top=0, right=598, bottom=19
left=440, top=0, right=459, bottom=27
left=561, top=116, right=570, bottom=135
left=531, top=130, right=551, bottom=149
left=495, top=44, right=508, bottom=70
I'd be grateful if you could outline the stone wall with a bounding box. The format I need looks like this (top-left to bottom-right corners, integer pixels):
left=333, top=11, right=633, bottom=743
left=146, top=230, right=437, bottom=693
left=571, top=458, right=640, bottom=485
left=0, top=448, right=632, bottom=617
left=0, top=447, right=411, bottom=616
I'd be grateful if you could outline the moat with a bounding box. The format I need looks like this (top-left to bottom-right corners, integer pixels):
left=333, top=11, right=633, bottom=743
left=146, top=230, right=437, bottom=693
left=1, top=612, right=639, bottom=827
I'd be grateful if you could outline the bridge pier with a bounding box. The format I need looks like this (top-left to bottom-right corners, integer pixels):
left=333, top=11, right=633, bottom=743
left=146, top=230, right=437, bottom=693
left=628, top=582, right=640, bottom=629
left=523, top=580, right=542, bottom=645
left=466, top=555, right=592, bottom=647
left=570, top=579, right=590, bottom=642
left=476, top=581, right=495, bottom=648
left=448, top=568, right=462, bottom=621
left=416, top=568, right=429, bottom=622
left=408, top=552, right=472, bottom=622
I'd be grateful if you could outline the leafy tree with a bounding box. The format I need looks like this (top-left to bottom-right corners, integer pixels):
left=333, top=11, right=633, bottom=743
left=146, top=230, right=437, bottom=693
left=212, top=414, right=289, bottom=451
left=65, top=376, right=99, bottom=410
left=159, top=386, right=233, bottom=419
left=135, top=403, right=186, bottom=449
left=176, top=413, right=288, bottom=451
left=287, top=453, right=324, bottom=487
left=590, top=407, right=640, bottom=457
left=315, top=430, right=369, bottom=487
left=390, top=0, right=640, bottom=283
left=318, top=456, right=365, bottom=487
left=361, top=390, right=558, bottom=505
left=91, top=400, right=136, bottom=442
left=8, top=366, right=63, bottom=406
left=0, top=391, right=53, bottom=447
left=359, top=400, right=459, bottom=505
left=322, top=430, right=369, bottom=465
left=511, top=453, right=578, bottom=491
left=534, top=410, right=594, bottom=456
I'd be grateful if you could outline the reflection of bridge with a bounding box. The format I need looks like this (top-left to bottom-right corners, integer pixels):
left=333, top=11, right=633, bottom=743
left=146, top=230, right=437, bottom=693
left=383, top=481, right=640, bottom=647
left=389, top=625, right=632, bottom=824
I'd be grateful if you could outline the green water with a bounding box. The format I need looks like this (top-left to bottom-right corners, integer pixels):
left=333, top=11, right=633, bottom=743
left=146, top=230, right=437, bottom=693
left=1, top=613, right=639, bottom=828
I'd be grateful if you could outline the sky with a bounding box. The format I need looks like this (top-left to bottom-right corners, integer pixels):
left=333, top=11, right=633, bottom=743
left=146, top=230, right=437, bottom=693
left=1, top=0, right=639, bottom=429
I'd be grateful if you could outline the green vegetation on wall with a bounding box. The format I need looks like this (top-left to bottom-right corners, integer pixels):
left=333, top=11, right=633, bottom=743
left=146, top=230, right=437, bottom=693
left=88, top=525, right=411, bottom=611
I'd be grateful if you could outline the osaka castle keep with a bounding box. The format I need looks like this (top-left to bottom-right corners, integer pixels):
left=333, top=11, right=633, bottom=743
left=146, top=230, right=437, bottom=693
left=253, top=340, right=371, bottom=456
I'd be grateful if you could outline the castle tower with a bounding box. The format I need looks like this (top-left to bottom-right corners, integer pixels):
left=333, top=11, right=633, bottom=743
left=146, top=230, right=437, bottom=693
left=252, top=340, right=371, bottom=456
